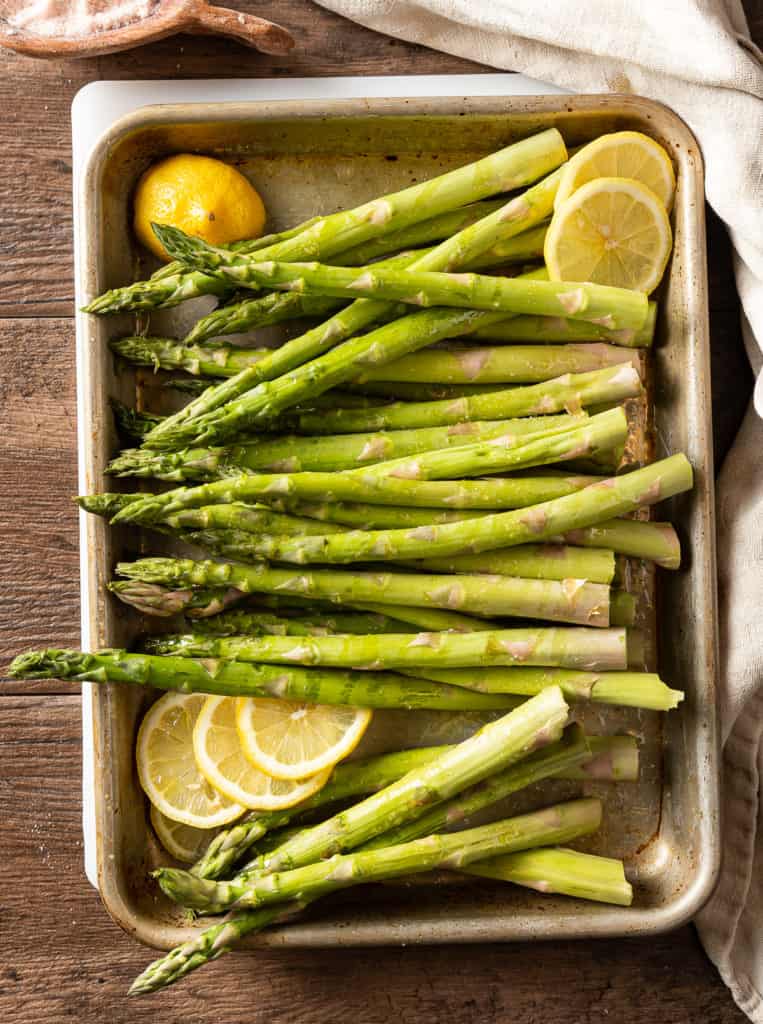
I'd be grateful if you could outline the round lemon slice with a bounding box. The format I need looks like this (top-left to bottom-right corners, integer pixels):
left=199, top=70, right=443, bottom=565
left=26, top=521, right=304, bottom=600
left=193, top=695, right=332, bottom=810
left=545, top=177, right=673, bottom=294
left=136, top=692, right=244, bottom=828
left=235, top=697, right=373, bottom=781
left=555, top=131, right=675, bottom=210
left=150, top=804, right=226, bottom=864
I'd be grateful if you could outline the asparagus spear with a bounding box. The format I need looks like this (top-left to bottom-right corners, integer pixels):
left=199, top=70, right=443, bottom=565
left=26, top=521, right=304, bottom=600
left=292, top=364, right=642, bottom=434
left=357, top=343, right=639, bottom=385
left=105, top=471, right=609, bottom=525
left=271, top=487, right=604, bottom=527
left=471, top=302, right=657, bottom=349
left=107, top=414, right=579, bottom=480
left=405, top=545, right=616, bottom=583
left=112, top=333, right=637, bottom=386
left=186, top=293, right=344, bottom=346
left=119, top=455, right=691, bottom=562
left=109, top=399, right=163, bottom=441
left=155, top=224, right=648, bottom=333
left=107, top=580, right=247, bottom=617
left=188, top=608, right=405, bottom=637
left=281, top=499, right=680, bottom=567
left=350, top=406, right=628, bottom=481
left=131, top=796, right=594, bottom=993
left=114, top=557, right=627, bottom=635
left=463, top=847, right=633, bottom=905
left=407, top=667, right=683, bottom=710
left=89, top=130, right=566, bottom=314
left=9, top=649, right=519, bottom=711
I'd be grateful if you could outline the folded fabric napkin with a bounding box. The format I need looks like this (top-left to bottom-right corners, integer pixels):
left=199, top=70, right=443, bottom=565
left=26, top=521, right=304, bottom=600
left=315, top=0, right=763, bottom=1016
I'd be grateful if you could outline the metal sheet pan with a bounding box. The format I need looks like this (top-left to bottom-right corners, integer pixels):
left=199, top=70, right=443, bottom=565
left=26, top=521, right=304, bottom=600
left=75, top=94, right=719, bottom=950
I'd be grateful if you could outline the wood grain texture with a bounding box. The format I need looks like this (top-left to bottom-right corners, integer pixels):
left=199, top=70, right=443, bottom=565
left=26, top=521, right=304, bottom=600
left=0, top=696, right=748, bottom=1023
left=1, top=3, right=760, bottom=1018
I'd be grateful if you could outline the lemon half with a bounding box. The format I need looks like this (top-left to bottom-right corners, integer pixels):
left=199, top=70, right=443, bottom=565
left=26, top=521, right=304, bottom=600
left=134, top=153, right=266, bottom=260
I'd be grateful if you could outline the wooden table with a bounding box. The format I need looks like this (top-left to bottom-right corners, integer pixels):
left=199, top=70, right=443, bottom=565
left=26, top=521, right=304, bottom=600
left=1, top=3, right=758, bottom=1019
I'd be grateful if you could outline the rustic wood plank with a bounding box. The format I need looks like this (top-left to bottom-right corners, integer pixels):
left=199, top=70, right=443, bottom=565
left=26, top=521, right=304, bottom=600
left=0, top=695, right=747, bottom=1023
left=0, top=319, right=80, bottom=693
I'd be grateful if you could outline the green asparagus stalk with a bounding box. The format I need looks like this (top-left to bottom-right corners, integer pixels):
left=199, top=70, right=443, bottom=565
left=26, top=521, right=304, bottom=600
left=156, top=686, right=571, bottom=900
left=90, top=131, right=566, bottom=315
left=186, top=294, right=345, bottom=345
left=143, top=619, right=638, bottom=670
left=569, top=735, right=640, bottom=781
left=155, top=225, right=648, bottom=333
left=407, top=667, right=683, bottom=710
left=272, top=485, right=603, bottom=527
left=281, top=498, right=680, bottom=567
left=343, top=380, right=518, bottom=401
left=350, top=406, right=628, bottom=482
left=106, top=470, right=611, bottom=526
left=292, top=364, right=641, bottom=434
left=107, top=580, right=247, bottom=617
left=121, top=455, right=691, bottom=563
left=110, top=399, right=163, bottom=441
left=358, top=343, right=639, bottom=384
left=463, top=847, right=633, bottom=905
left=112, top=332, right=637, bottom=387
left=107, top=414, right=579, bottom=481
left=555, top=519, right=681, bottom=569
left=471, top=301, right=657, bottom=349
left=405, top=545, right=616, bottom=583
left=115, top=556, right=629, bottom=635
left=111, top=336, right=273, bottom=377
left=8, top=649, right=520, bottom=711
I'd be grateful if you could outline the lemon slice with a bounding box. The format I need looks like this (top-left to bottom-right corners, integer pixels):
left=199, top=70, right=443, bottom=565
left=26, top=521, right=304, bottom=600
left=235, top=697, right=373, bottom=781
left=136, top=692, right=244, bottom=828
left=193, top=696, right=332, bottom=809
left=555, top=131, right=675, bottom=211
left=545, top=177, right=672, bottom=294
left=150, top=804, right=226, bottom=864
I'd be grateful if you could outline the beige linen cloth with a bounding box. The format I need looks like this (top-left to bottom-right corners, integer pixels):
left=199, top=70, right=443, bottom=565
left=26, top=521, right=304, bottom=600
left=314, top=0, right=763, bottom=1015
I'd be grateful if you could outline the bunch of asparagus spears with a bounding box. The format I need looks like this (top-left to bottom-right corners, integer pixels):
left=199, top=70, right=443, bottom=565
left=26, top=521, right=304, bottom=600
left=10, top=127, right=690, bottom=993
